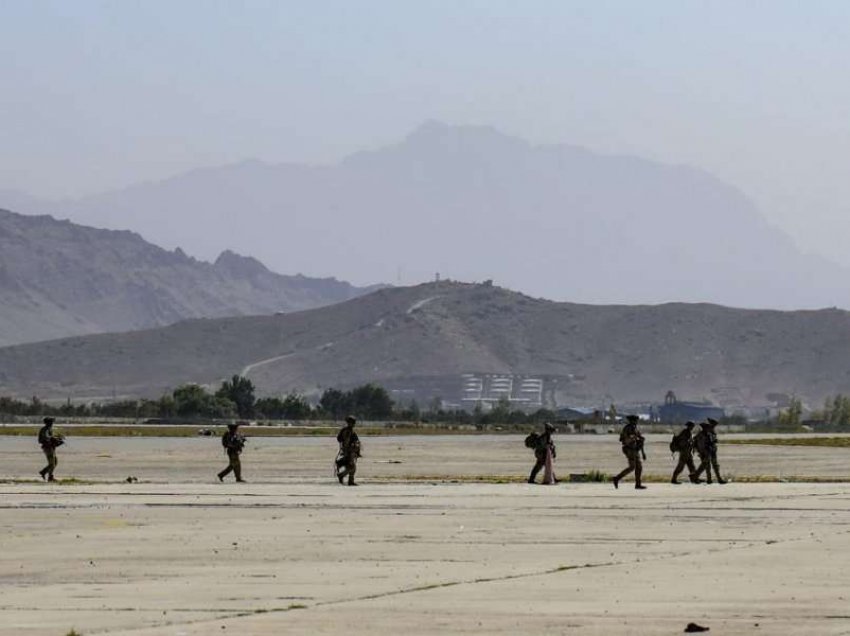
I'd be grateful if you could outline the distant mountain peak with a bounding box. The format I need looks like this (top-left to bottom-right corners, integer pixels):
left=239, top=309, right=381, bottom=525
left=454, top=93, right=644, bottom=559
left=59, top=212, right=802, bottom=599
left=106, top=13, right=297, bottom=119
left=400, top=120, right=529, bottom=153
left=5, top=123, right=848, bottom=310
left=214, top=249, right=271, bottom=278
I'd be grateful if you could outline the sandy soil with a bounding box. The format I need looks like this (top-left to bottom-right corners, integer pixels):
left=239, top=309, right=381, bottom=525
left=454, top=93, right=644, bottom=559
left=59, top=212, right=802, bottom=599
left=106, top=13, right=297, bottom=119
left=2, top=435, right=850, bottom=635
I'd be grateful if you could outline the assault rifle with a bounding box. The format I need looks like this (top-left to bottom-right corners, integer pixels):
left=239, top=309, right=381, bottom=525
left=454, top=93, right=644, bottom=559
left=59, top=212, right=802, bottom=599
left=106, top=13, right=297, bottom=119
left=636, top=435, right=647, bottom=461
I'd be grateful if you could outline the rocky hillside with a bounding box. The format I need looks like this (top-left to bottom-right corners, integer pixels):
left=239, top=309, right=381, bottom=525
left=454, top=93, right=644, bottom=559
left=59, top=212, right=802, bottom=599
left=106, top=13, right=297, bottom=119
left=0, top=208, right=378, bottom=346
left=1, top=280, right=849, bottom=407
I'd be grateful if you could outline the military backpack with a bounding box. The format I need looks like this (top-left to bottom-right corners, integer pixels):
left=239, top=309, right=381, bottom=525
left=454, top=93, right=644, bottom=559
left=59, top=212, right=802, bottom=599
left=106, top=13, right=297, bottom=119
left=524, top=432, right=540, bottom=449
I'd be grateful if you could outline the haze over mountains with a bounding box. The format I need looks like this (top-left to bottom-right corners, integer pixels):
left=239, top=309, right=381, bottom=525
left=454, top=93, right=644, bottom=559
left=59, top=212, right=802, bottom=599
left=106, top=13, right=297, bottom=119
left=0, top=208, right=376, bottom=347
left=3, top=121, right=846, bottom=310
left=2, top=281, right=849, bottom=409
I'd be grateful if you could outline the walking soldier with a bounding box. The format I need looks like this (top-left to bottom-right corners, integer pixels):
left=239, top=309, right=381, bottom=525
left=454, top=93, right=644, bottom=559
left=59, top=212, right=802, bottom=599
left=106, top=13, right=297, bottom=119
left=335, top=415, right=361, bottom=486
left=37, top=417, right=64, bottom=481
left=693, top=418, right=726, bottom=484
left=670, top=421, right=699, bottom=484
left=217, top=422, right=246, bottom=482
left=527, top=423, right=557, bottom=484
left=613, top=415, right=646, bottom=490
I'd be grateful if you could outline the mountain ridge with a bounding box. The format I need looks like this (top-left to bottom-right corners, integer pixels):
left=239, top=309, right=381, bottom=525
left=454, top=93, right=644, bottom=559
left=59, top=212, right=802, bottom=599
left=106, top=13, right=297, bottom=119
left=2, top=280, right=849, bottom=408
left=0, top=208, right=380, bottom=346
left=4, top=121, right=845, bottom=310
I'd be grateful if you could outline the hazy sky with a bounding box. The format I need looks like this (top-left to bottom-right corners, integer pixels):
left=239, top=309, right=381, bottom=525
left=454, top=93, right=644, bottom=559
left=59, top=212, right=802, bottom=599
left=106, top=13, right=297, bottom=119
left=2, top=1, right=850, bottom=267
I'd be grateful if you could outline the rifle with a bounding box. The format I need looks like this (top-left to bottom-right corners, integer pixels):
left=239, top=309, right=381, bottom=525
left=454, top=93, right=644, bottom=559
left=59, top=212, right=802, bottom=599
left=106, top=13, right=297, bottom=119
left=637, top=436, right=647, bottom=461
left=223, top=432, right=246, bottom=453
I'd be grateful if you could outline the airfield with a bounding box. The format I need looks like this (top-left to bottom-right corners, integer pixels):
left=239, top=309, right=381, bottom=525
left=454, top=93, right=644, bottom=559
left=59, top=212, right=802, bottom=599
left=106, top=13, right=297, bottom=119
left=2, top=434, right=850, bottom=635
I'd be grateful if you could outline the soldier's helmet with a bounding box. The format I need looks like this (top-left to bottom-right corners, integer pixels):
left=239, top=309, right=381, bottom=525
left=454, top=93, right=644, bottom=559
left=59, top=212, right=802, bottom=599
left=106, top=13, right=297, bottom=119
left=706, top=418, right=719, bottom=427
left=227, top=422, right=240, bottom=430
left=345, top=415, right=357, bottom=425
left=626, top=414, right=639, bottom=423
left=43, top=416, right=55, bottom=426
left=544, top=422, right=555, bottom=432
left=685, top=421, right=696, bottom=428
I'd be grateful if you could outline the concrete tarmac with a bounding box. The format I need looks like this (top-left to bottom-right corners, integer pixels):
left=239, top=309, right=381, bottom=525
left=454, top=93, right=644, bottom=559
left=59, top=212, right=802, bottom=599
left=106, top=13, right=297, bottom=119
left=2, top=435, right=850, bottom=635
left=3, top=433, right=849, bottom=483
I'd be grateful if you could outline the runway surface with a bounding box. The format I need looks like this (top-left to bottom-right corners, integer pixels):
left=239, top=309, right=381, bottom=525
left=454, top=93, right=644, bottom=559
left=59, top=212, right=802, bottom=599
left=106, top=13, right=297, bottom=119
left=2, top=435, right=849, bottom=635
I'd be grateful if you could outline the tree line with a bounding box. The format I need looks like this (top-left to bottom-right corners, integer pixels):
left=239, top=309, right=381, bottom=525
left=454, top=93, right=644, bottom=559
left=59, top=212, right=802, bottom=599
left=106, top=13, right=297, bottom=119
left=7, top=378, right=850, bottom=429
left=768, top=395, right=850, bottom=431
left=0, top=375, right=557, bottom=425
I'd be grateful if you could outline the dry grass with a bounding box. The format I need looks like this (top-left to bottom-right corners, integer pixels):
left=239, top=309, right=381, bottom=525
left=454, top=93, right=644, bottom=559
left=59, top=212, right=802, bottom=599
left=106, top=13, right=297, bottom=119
left=0, top=424, right=475, bottom=438
left=724, top=437, right=850, bottom=448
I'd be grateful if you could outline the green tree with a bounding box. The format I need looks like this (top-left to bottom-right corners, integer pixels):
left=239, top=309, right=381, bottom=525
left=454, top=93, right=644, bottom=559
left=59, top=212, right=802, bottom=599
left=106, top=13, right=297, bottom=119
left=472, top=401, right=484, bottom=423
left=255, top=397, right=285, bottom=419
left=349, top=383, right=394, bottom=420
left=157, top=395, right=176, bottom=418
left=396, top=399, right=421, bottom=422
left=28, top=395, right=43, bottom=416
left=319, top=388, right=349, bottom=420
left=778, top=397, right=803, bottom=428
left=173, top=384, right=211, bottom=417
left=823, top=394, right=850, bottom=428
left=59, top=398, right=76, bottom=416
left=280, top=393, right=312, bottom=419
left=408, top=399, right=421, bottom=421
left=216, top=375, right=256, bottom=418
left=173, top=384, right=235, bottom=418
left=489, top=396, right=512, bottom=423
left=137, top=399, right=161, bottom=419
left=529, top=408, right=556, bottom=423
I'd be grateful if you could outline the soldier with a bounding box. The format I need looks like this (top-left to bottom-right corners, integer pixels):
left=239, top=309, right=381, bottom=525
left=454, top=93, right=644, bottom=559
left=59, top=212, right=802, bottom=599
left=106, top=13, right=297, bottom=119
left=335, top=415, right=361, bottom=486
left=613, top=415, right=646, bottom=490
left=693, top=418, right=726, bottom=484
left=217, top=422, right=246, bottom=483
left=37, top=416, right=64, bottom=481
left=527, top=423, right=557, bottom=484
left=670, top=421, right=699, bottom=484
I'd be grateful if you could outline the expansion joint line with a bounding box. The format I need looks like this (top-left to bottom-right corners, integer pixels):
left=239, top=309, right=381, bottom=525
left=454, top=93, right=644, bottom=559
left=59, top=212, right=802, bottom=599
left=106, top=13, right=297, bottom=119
left=93, top=524, right=850, bottom=635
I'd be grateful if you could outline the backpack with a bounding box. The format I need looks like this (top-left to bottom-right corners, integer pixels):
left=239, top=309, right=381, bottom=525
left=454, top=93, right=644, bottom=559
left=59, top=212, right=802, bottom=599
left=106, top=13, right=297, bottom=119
left=524, top=432, right=540, bottom=449
left=669, top=433, right=678, bottom=453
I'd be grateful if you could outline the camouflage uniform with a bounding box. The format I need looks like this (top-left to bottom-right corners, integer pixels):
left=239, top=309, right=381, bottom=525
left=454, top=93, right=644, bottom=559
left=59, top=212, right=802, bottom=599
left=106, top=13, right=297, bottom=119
left=670, top=422, right=698, bottom=484
left=217, top=424, right=246, bottom=482
left=336, top=416, right=361, bottom=486
left=693, top=420, right=726, bottom=484
left=613, top=416, right=646, bottom=490
left=37, top=417, right=62, bottom=481
left=528, top=423, right=557, bottom=484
